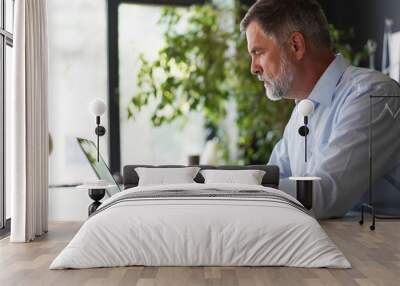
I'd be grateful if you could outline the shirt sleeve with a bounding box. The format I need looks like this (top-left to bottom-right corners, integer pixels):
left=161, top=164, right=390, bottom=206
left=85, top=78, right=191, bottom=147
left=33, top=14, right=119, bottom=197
left=309, top=80, right=400, bottom=219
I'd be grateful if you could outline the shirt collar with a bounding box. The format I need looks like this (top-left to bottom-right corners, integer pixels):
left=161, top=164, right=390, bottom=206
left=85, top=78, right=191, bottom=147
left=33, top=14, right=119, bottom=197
left=307, top=54, right=349, bottom=107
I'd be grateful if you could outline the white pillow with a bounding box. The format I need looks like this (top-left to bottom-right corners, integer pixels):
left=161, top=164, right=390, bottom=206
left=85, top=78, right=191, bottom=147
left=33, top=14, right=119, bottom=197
left=135, top=167, right=200, bottom=186
left=200, top=169, right=266, bottom=185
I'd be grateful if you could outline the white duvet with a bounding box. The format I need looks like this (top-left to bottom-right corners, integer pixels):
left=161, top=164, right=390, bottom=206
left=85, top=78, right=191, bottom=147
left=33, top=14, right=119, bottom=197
left=50, top=183, right=351, bottom=269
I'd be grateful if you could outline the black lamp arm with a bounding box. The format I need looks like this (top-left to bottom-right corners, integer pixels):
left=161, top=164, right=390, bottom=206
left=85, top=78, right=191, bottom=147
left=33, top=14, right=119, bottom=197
left=94, top=116, right=106, bottom=162
left=297, top=116, right=309, bottom=163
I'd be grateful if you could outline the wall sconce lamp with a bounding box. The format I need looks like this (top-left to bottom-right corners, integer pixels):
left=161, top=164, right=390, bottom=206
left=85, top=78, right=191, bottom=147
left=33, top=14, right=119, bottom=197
left=290, top=99, right=319, bottom=210
left=298, top=99, right=315, bottom=163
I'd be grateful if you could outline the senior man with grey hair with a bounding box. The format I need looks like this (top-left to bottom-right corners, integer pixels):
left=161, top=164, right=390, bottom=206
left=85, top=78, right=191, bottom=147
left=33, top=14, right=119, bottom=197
left=241, top=0, right=400, bottom=219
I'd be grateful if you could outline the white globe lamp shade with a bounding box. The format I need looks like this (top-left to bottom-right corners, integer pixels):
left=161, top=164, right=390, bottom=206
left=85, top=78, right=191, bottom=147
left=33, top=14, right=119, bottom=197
left=89, top=98, right=107, bottom=116
left=298, top=99, right=315, bottom=116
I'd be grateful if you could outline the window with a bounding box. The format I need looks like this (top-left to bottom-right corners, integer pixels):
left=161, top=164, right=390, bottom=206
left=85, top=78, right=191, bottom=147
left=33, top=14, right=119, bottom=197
left=47, top=0, right=205, bottom=188
left=0, top=0, right=14, bottom=232
left=118, top=3, right=206, bottom=169
left=107, top=0, right=206, bottom=175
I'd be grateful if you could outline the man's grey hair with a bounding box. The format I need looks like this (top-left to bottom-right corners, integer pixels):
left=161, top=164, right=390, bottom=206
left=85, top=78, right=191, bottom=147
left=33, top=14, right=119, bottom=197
left=240, top=0, right=332, bottom=49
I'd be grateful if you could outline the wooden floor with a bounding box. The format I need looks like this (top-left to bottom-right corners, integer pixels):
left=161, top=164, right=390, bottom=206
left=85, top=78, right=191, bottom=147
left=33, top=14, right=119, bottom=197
left=0, top=219, right=399, bottom=286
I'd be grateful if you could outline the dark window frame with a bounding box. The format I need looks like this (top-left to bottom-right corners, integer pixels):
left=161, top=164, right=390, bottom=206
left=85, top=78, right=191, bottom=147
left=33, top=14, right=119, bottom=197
left=106, top=0, right=205, bottom=176
left=0, top=0, right=14, bottom=233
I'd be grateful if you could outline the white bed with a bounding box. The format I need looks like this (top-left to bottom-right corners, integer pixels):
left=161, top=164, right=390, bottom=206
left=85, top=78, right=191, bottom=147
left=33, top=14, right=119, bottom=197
left=50, top=183, right=350, bottom=269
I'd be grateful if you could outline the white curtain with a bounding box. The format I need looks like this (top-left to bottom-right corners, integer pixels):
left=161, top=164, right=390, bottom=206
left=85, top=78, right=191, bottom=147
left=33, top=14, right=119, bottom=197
left=10, top=0, right=49, bottom=242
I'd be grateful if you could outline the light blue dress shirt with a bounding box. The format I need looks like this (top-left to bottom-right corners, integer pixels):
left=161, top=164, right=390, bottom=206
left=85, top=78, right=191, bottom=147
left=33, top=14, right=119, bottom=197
left=268, top=54, right=400, bottom=219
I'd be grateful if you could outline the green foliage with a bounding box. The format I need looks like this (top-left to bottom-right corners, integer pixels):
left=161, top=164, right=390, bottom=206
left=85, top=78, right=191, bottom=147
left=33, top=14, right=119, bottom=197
left=128, top=3, right=368, bottom=164
left=129, top=5, right=231, bottom=128
left=328, top=24, right=369, bottom=67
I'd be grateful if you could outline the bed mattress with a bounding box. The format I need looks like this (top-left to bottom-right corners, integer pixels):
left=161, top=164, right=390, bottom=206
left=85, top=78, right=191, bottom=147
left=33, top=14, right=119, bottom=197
left=50, top=183, right=350, bottom=269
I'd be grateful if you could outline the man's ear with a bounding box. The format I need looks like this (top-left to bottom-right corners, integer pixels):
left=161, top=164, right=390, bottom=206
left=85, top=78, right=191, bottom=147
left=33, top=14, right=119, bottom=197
left=288, top=32, right=306, bottom=60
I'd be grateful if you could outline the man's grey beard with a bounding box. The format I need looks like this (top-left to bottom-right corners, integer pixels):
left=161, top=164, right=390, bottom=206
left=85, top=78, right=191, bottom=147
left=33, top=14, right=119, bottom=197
left=258, top=53, right=294, bottom=101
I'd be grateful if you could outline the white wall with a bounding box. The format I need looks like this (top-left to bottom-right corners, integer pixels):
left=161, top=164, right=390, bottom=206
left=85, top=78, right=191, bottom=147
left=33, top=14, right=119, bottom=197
left=48, top=0, right=108, bottom=185
left=48, top=187, right=92, bottom=221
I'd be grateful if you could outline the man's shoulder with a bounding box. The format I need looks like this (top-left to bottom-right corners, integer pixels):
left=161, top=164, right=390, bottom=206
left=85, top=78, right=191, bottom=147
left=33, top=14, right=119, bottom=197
left=339, top=66, right=400, bottom=100
left=343, top=65, right=399, bottom=91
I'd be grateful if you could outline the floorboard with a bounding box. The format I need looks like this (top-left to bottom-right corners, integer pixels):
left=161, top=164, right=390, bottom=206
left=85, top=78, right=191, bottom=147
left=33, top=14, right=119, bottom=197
left=0, top=219, right=399, bottom=286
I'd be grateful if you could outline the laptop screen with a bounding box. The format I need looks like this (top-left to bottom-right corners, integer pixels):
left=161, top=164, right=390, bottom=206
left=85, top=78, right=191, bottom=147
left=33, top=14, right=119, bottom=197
left=76, top=137, right=121, bottom=196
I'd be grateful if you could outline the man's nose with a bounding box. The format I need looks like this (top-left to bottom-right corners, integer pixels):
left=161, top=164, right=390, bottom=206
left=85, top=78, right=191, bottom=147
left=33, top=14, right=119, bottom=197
left=251, top=59, right=261, bottom=76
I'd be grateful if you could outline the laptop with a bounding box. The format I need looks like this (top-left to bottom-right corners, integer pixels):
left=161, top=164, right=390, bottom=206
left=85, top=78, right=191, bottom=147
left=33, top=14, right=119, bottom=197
left=76, top=137, right=122, bottom=197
